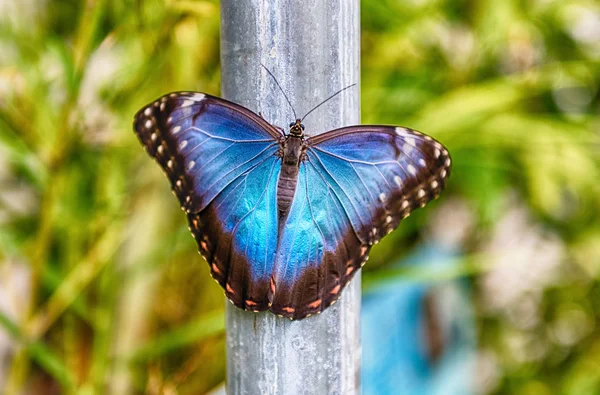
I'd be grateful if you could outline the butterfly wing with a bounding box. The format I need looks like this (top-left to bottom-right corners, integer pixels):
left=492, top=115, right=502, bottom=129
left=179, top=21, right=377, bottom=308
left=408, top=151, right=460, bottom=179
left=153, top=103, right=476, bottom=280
left=306, top=126, right=452, bottom=245
left=134, top=92, right=282, bottom=213
left=134, top=92, right=282, bottom=310
left=188, top=156, right=280, bottom=311
left=270, top=126, right=451, bottom=319
left=270, top=160, right=368, bottom=319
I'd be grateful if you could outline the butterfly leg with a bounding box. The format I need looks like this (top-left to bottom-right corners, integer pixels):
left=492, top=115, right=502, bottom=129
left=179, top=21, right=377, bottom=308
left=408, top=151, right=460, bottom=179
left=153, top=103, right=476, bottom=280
left=274, top=125, right=285, bottom=136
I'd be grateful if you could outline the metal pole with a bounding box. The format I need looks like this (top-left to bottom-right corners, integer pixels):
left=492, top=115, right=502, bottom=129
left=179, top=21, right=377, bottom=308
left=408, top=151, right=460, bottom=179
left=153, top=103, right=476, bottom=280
left=220, top=1, right=360, bottom=394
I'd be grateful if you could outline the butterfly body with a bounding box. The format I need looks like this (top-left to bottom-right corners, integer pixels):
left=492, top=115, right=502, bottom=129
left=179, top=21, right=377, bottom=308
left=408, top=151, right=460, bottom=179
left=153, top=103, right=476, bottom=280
left=277, top=126, right=305, bottom=231
left=134, top=92, right=451, bottom=320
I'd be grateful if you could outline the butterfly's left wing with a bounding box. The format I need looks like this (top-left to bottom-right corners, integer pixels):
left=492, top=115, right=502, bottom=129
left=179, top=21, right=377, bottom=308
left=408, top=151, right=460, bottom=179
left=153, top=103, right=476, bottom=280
left=133, top=92, right=283, bottom=312
left=270, top=126, right=451, bottom=319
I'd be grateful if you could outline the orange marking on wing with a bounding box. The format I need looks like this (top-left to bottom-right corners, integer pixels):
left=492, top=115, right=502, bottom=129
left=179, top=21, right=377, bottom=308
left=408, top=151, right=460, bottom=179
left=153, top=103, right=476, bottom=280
left=308, top=299, right=322, bottom=309
left=226, top=283, right=235, bottom=294
left=345, top=266, right=355, bottom=276
left=282, top=307, right=295, bottom=313
left=330, top=285, right=341, bottom=295
left=269, top=278, right=276, bottom=293
left=211, top=263, right=222, bottom=275
left=245, top=300, right=258, bottom=307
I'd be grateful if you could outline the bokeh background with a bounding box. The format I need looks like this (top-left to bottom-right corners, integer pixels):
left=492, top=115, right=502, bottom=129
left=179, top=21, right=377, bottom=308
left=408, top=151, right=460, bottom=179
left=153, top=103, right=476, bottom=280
left=1, top=0, right=599, bottom=394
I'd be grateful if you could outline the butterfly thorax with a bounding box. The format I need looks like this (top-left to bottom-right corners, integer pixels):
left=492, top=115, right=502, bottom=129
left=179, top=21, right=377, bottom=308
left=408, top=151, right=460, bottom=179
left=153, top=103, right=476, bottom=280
left=277, top=130, right=306, bottom=234
left=289, top=118, right=304, bottom=137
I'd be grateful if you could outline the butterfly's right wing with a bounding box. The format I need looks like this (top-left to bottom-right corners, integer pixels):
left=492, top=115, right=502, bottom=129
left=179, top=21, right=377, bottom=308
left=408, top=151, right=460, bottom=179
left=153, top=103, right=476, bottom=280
left=134, top=92, right=282, bottom=311
left=269, top=126, right=451, bottom=319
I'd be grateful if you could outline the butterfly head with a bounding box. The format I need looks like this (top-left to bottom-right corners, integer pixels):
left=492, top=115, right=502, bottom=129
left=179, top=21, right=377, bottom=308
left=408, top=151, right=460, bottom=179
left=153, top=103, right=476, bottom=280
left=289, top=119, right=305, bottom=137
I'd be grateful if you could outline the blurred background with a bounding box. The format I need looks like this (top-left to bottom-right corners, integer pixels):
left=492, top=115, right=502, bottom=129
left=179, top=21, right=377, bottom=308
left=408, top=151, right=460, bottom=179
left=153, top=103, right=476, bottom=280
left=0, top=0, right=599, bottom=394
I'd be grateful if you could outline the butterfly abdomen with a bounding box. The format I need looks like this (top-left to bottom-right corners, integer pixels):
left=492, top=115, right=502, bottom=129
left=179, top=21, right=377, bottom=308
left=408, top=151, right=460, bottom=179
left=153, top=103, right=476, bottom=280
left=277, top=136, right=304, bottom=232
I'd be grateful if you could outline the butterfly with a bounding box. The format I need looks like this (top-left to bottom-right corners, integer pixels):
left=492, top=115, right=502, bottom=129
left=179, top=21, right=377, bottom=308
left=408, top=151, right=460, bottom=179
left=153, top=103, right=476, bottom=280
left=133, top=91, right=451, bottom=320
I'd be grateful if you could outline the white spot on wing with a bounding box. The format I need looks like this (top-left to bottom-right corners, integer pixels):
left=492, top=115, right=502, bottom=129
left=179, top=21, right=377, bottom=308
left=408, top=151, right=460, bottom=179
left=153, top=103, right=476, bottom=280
left=394, top=175, right=402, bottom=186
left=188, top=160, right=195, bottom=170
left=407, top=164, right=417, bottom=175
left=179, top=140, right=188, bottom=150
left=431, top=180, right=439, bottom=188
left=144, top=119, right=153, bottom=129
left=419, top=158, right=426, bottom=166
left=181, top=100, right=195, bottom=107
left=379, top=193, right=386, bottom=202
left=395, top=127, right=407, bottom=136
left=144, top=107, right=152, bottom=116
left=401, top=200, right=409, bottom=209
left=172, top=126, right=181, bottom=134
left=417, top=189, right=425, bottom=198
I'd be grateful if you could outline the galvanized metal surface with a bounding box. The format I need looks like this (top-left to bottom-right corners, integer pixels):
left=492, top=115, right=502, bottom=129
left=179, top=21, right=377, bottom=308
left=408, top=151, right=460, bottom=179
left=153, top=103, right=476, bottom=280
left=220, top=1, right=361, bottom=394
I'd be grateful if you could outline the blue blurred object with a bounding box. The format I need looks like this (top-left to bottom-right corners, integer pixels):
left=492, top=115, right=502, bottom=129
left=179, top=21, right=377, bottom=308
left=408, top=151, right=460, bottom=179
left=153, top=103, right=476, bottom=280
left=361, top=242, right=475, bottom=395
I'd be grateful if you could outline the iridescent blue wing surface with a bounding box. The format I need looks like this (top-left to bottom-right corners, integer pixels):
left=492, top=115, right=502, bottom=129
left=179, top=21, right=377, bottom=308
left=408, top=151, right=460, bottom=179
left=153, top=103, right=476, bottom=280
left=134, top=92, right=281, bottom=310
left=187, top=156, right=280, bottom=311
left=270, top=126, right=451, bottom=319
left=134, top=92, right=282, bottom=213
left=306, top=126, right=451, bottom=245
left=271, top=160, right=369, bottom=318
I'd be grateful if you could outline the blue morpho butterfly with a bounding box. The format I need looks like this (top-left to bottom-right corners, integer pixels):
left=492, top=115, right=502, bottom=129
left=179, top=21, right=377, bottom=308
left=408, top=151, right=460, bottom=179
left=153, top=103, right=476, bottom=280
left=133, top=77, right=451, bottom=320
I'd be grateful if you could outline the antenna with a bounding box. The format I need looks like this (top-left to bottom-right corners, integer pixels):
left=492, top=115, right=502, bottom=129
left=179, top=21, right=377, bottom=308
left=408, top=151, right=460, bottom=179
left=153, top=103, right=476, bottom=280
left=261, top=64, right=297, bottom=120
left=261, top=63, right=357, bottom=123
left=300, top=83, right=356, bottom=122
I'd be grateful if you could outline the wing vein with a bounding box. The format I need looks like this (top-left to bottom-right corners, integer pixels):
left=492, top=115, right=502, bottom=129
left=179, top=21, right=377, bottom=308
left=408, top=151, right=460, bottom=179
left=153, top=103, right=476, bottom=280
left=185, top=126, right=274, bottom=144
left=305, top=152, right=363, bottom=241
left=202, top=143, right=278, bottom=194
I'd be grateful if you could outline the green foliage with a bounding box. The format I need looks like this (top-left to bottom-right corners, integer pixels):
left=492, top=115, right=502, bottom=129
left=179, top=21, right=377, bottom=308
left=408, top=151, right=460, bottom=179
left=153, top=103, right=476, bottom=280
left=0, top=0, right=598, bottom=393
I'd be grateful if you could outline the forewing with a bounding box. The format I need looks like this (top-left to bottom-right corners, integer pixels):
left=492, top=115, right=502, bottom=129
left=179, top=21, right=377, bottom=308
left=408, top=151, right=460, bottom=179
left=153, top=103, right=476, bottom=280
left=133, top=92, right=282, bottom=214
left=306, top=126, right=451, bottom=245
